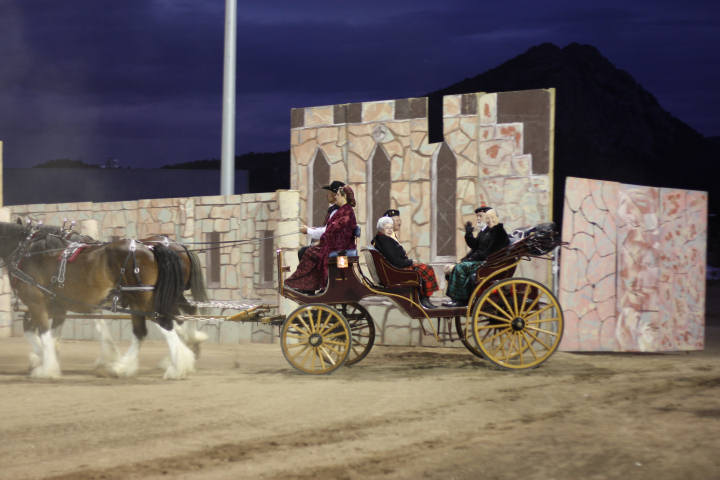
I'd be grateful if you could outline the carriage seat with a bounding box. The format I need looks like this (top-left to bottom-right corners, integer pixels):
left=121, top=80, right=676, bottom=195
left=362, top=247, right=420, bottom=288
left=329, top=249, right=357, bottom=257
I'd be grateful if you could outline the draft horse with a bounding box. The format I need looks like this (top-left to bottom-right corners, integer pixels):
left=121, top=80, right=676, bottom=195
left=0, top=220, right=195, bottom=379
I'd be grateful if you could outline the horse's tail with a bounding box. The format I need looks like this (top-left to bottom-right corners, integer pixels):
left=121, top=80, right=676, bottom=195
left=152, top=244, right=185, bottom=330
left=187, top=250, right=209, bottom=302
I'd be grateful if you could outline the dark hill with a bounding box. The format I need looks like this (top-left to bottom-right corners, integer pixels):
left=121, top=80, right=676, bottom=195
left=428, top=42, right=717, bottom=217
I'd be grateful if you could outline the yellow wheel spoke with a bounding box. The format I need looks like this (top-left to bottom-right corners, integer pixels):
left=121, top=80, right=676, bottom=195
left=526, top=317, right=561, bottom=325
left=478, top=310, right=513, bottom=323
left=308, top=309, right=317, bottom=332
left=494, top=331, right=511, bottom=359
left=324, top=330, right=349, bottom=340
left=318, top=346, right=336, bottom=366
left=497, top=287, right=514, bottom=318
left=286, top=342, right=310, bottom=349
left=512, top=284, right=519, bottom=317
left=319, top=311, right=333, bottom=332
left=318, top=317, right=341, bottom=335
left=475, top=323, right=509, bottom=330
left=289, top=323, right=310, bottom=335
left=524, top=303, right=554, bottom=320
left=323, top=342, right=345, bottom=355
left=284, top=332, right=309, bottom=340
left=485, top=297, right=513, bottom=320
left=520, top=295, right=540, bottom=317
left=323, top=340, right=347, bottom=349
left=312, top=347, right=320, bottom=370
left=519, top=284, right=530, bottom=315
left=525, top=329, right=552, bottom=351
left=516, top=332, right=524, bottom=364
left=521, top=331, right=539, bottom=360
left=526, top=325, right=559, bottom=336
left=478, top=325, right=510, bottom=344
left=295, top=315, right=311, bottom=333
left=289, top=344, right=310, bottom=361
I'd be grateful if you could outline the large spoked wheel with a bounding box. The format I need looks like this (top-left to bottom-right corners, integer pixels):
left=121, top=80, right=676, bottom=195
left=455, top=316, right=484, bottom=359
left=335, top=303, right=376, bottom=366
left=471, top=278, right=563, bottom=369
left=280, top=304, right=351, bottom=375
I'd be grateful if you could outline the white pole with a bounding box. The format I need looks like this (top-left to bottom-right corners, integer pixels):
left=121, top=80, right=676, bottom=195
left=220, top=0, right=237, bottom=195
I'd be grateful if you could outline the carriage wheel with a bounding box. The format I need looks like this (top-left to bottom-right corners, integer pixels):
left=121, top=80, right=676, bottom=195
left=455, top=316, right=484, bottom=359
left=471, top=278, right=563, bottom=369
left=280, top=304, right=351, bottom=375
left=336, top=303, right=376, bottom=366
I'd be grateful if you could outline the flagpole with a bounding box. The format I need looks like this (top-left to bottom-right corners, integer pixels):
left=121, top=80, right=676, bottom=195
left=220, top=0, right=237, bottom=195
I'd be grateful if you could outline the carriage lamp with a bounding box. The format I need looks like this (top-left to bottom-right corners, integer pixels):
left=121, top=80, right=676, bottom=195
left=337, top=255, right=349, bottom=269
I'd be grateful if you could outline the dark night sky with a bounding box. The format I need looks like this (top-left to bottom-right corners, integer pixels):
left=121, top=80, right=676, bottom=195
left=0, top=0, right=718, bottom=168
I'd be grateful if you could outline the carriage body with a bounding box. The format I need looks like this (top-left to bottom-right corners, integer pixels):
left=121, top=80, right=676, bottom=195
left=276, top=223, right=566, bottom=374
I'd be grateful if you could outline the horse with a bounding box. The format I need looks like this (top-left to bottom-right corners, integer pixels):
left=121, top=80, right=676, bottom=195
left=0, top=220, right=195, bottom=379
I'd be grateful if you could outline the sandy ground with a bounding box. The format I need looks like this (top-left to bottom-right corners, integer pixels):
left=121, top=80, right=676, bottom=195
left=1, top=293, right=719, bottom=480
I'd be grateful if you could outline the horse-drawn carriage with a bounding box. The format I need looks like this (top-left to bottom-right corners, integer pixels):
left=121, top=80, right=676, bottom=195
left=1, top=217, right=564, bottom=378
left=275, top=223, right=565, bottom=374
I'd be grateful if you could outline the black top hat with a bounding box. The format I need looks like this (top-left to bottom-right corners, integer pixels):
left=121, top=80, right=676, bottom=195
left=383, top=209, right=400, bottom=217
left=474, top=206, right=491, bottom=213
left=322, top=180, right=346, bottom=193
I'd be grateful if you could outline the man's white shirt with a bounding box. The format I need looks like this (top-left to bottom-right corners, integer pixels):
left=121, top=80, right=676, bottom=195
left=306, top=207, right=339, bottom=241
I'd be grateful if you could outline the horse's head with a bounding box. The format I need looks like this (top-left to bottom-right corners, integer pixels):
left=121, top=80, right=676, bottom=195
left=0, top=220, right=33, bottom=260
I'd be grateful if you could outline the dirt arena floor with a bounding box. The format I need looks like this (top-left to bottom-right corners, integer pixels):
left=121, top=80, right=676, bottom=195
left=1, top=287, right=719, bottom=480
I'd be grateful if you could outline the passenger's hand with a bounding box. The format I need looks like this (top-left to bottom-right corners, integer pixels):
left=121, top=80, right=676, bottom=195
left=464, top=221, right=474, bottom=234
left=300, top=225, right=308, bottom=234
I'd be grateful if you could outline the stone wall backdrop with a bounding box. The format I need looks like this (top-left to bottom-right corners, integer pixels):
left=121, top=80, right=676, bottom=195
left=289, top=89, right=555, bottom=346
left=559, top=177, right=707, bottom=352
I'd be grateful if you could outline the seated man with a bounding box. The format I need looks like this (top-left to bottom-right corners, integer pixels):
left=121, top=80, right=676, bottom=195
left=372, top=216, right=439, bottom=309
left=442, top=208, right=509, bottom=307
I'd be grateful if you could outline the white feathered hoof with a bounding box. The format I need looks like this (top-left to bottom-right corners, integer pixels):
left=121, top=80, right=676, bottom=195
left=161, top=328, right=196, bottom=380
left=29, top=331, right=62, bottom=379
left=107, top=356, right=139, bottom=378
left=106, top=337, right=141, bottom=377
left=174, top=321, right=208, bottom=359
left=30, top=363, right=61, bottom=379
left=28, top=352, right=41, bottom=370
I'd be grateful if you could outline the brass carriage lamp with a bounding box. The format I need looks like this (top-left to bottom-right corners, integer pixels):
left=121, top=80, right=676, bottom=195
left=336, top=255, right=349, bottom=269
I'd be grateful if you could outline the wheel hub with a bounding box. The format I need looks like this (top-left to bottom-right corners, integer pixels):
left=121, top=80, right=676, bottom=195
left=308, top=333, right=323, bottom=347
left=511, top=317, right=526, bottom=331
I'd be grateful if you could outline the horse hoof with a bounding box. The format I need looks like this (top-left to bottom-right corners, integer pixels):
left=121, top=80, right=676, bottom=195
left=30, top=366, right=61, bottom=379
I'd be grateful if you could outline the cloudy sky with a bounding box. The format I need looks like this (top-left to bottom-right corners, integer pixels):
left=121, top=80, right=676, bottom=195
left=0, top=0, right=718, bottom=168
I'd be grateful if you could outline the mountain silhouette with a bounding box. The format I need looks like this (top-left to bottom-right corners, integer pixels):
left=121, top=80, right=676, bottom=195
left=427, top=42, right=718, bottom=218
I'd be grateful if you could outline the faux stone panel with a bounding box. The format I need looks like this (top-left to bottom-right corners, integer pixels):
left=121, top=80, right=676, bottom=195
left=305, top=106, right=334, bottom=127
left=291, top=108, right=304, bottom=128
left=443, top=95, right=461, bottom=117
left=497, top=89, right=550, bottom=174
left=461, top=93, right=478, bottom=115
left=333, top=104, right=347, bottom=124
left=363, top=101, right=394, bottom=122
left=559, top=177, right=707, bottom=352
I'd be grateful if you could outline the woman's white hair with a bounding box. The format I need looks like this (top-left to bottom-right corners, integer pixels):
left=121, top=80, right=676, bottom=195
left=377, top=216, right=394, bottom=232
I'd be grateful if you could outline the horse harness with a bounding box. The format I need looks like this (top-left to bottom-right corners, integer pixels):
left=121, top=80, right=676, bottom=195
left=6, top=228, right=159, bottom=318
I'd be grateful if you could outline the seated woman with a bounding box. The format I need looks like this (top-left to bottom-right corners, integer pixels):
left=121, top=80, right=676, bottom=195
left=442, top=208, right=509, bottom=307
left=285, top=185, right=358, bottom=293
left=372, top=216, right=439, bottom=309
